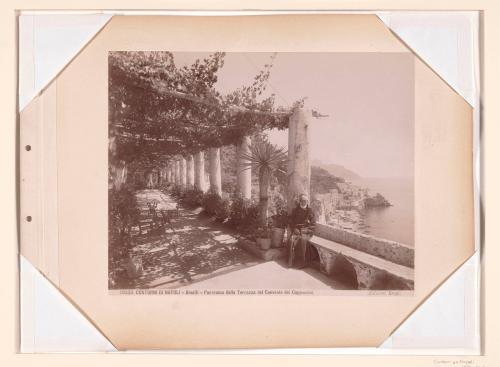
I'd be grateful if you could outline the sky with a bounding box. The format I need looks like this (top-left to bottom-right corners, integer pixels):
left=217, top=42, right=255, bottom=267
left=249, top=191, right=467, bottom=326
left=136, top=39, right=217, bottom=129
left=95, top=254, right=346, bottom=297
left=173, top=52, right=414, bottom=179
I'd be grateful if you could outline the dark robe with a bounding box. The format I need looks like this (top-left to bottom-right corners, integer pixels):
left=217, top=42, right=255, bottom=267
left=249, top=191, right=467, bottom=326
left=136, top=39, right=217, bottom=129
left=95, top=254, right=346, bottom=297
left=289, top=205, right=316, bottom=233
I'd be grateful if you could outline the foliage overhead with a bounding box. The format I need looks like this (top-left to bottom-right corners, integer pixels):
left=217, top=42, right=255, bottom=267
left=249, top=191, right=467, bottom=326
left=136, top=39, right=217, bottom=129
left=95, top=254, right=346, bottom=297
left=109, top=51, right=293, bottom=167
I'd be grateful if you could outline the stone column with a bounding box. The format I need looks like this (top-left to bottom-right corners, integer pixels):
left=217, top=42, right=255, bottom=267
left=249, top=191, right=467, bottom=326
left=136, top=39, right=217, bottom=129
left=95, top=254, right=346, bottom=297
left=112, top=161, right=128, bottom=190
left=175, top=160, right=180, bottom=185
left=154, top=169, right=159, bottom=187
left=186, top=155, right=195, bottom=188
left=166, top=164, right=172, bottom=183
left=146, top=171, right=153, bottom=189
left=180, top=157, right=187, bottom=188
left=194, top=151, right=206, bottom=191
left=287, top=103, right=312, bottom=213
left=205, top=171, right=210, bottom=189
left=236, top=136, right=252, bottom=199
left=208, top=147, right=222, bottom=196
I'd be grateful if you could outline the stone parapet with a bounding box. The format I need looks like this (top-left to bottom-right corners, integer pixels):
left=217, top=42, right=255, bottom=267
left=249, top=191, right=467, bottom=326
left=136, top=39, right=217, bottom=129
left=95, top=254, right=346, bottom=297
left=314, top=223, right=414, bottom=268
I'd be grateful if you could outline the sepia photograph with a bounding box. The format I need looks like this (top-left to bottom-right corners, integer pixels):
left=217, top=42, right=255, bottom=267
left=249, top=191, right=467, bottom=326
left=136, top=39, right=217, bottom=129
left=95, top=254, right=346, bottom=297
left=15, top=10, right=479, bottom=352
left=108, top=51, right=415, bottom=292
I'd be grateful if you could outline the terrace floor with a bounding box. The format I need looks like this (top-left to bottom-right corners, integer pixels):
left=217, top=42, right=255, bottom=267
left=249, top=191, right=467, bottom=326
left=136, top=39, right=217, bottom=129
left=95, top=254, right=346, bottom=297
left=114, top=189, right=349, bottom=290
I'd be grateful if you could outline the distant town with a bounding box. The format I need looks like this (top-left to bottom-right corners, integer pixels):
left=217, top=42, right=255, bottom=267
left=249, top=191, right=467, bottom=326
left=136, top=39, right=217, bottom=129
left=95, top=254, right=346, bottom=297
left=310, top=164, right=391, bottom=231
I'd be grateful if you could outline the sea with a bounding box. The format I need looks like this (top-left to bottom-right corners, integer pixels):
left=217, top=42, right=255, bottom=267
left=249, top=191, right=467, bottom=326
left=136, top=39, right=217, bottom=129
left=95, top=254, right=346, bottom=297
left=349, top=177, right=414, bottom=246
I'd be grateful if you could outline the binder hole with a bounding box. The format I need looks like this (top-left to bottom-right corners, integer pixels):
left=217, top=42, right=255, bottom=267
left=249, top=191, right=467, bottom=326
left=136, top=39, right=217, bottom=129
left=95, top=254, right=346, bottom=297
left=25, top=145, right=31, bottom=151
left=26, top=216, right=32, bottom=222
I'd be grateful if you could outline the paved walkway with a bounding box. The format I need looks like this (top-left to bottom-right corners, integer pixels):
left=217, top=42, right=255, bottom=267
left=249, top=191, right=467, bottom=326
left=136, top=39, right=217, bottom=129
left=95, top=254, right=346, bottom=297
left=180, top=260, right=350, bottom=290
left=122, top=189, right=348, bottom=290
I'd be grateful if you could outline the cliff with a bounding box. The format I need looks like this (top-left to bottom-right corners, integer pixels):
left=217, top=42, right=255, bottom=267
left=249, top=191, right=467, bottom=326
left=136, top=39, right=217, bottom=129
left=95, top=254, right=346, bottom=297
left=364, top=193, right=391, bottom=207
left=312, top=160, right=361, bottom=180
left=311, top=166, right=345, bottom=194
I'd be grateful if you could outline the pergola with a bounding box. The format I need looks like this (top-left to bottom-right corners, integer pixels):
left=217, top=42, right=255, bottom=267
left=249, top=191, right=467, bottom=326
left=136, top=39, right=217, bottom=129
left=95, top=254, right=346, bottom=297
left=109, top=51, right=319, bottom=211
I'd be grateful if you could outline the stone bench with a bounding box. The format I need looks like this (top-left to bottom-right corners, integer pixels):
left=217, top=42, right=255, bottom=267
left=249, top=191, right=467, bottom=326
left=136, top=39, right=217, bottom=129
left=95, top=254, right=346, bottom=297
left=309, top=236, right=414, bottom=290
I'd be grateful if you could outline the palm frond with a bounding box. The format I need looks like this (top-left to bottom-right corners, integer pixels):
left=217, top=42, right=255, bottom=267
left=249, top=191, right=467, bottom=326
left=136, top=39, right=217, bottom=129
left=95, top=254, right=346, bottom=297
left=239, top=141, right=287, bottom=173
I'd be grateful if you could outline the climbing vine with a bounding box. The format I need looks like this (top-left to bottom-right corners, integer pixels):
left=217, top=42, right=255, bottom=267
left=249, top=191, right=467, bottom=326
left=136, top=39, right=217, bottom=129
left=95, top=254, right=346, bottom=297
left=109, top=51, right=292, bottom=168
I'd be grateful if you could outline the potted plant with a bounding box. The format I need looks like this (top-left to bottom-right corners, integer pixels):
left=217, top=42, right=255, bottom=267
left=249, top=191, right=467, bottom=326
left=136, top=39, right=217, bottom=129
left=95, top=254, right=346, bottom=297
left=256, top=226, right=272, bottom=250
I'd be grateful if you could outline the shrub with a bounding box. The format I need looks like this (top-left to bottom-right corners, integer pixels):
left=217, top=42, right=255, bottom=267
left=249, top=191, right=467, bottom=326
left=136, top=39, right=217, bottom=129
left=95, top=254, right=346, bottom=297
left=270, top=212, right=288, bottom=229
left=158, top=181, right=173, bottom=192
left=255, top=225, right=271, bottom=239
left=268, top=193, right=288, bottom=228
left=228, top=193, right=259, bottom=227
left=201, top=189, right=222, bottom=216
left=270, top=191, right=287, bottom=215
left=245, top=203, right=260, bottom=225
left=108, top=187, right=140, bottom=247
left=181, top=188, right=204, bottom=208
left=199, top=189, right=231, bottom=222
left=170, top=185, right=185, bottom=199
left=214, top=197, right=231, bottom=223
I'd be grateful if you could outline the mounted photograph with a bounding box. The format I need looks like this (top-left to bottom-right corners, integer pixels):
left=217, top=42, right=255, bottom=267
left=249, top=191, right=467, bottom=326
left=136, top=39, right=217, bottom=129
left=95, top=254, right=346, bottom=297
left=108, top=51, right=415, bottom=292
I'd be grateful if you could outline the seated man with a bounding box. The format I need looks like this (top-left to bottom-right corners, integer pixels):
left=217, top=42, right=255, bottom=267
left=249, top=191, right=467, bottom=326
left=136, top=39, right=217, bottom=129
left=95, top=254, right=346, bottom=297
left=288, top=194, right=316, bottom=268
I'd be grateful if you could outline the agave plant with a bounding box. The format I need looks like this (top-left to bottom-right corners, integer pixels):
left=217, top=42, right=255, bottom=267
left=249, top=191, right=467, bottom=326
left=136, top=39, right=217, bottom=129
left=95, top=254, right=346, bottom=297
left=240, top=140, right=288, bottom=226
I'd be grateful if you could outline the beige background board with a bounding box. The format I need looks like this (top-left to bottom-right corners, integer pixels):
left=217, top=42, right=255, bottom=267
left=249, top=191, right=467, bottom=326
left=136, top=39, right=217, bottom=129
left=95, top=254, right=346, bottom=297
left=19, top=14, right=474, bottom=350
left=2, top=0, right=500, bottom=366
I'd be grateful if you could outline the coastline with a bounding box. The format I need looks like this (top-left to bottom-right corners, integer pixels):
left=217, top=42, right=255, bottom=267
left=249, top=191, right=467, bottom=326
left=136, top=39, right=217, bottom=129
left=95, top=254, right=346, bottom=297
left=317, top=177, right=414, bottom=246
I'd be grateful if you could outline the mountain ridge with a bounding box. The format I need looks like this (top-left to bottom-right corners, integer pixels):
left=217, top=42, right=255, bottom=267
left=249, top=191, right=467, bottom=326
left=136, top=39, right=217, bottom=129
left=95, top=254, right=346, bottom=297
left=311, top=160, right=361, bottom=180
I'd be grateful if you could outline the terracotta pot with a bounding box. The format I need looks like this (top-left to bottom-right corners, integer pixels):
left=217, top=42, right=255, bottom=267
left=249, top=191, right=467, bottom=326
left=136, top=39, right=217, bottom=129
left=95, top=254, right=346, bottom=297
left=257, top=237, right=271, bottom=250
left=271, top=227, right=285, bottom=248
